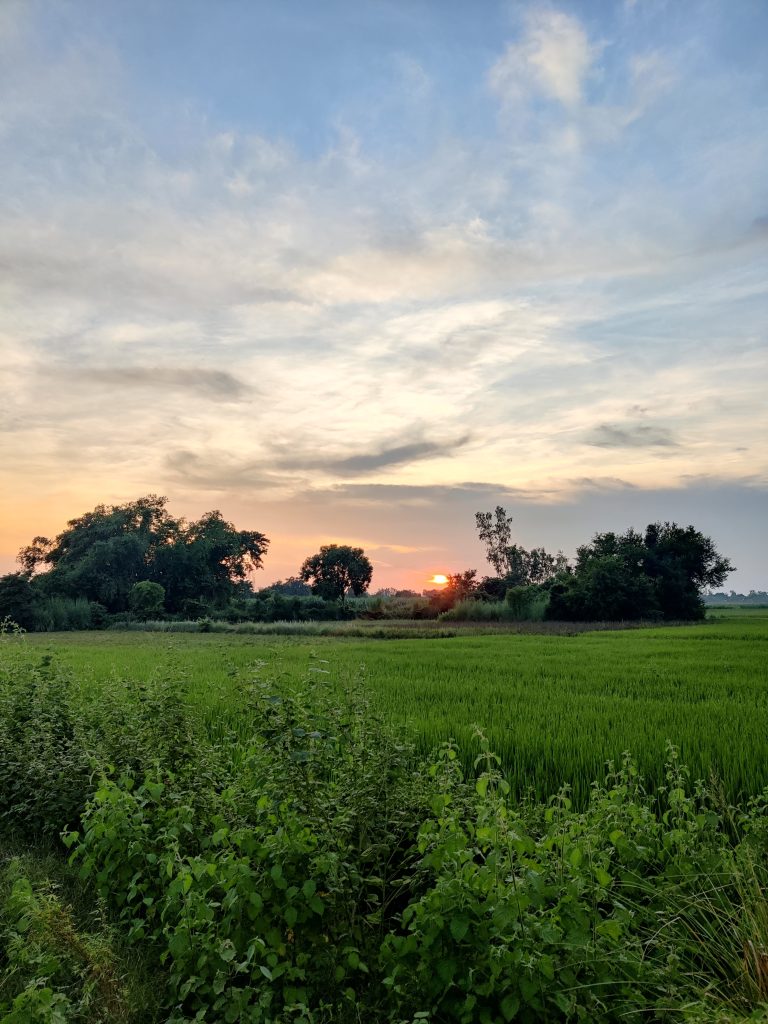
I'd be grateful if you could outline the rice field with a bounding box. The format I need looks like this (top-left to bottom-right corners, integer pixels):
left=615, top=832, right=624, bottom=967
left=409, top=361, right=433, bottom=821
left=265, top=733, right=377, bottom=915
left=23, top=610, right=768, bottom=804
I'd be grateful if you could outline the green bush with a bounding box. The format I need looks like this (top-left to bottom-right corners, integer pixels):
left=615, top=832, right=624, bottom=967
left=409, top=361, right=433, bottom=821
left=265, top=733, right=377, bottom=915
left=441, top=596, right=548, bottom=622
left=0, top=856, right=157, bottom=1022
left=33, top=597, right=99, bottom=632
left=128, top=581, right=165, bottom=620
left=0, top=643, right=91, bottom=838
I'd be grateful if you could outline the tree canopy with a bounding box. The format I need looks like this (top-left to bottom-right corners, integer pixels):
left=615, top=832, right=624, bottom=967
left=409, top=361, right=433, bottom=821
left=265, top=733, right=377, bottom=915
left=475, top=506, right=567, bottom=588
left=16, top=495, right=269, bottom=614
left=547, top=522, right=733, bottom=622
left=299, top=544, right=373, bottom=602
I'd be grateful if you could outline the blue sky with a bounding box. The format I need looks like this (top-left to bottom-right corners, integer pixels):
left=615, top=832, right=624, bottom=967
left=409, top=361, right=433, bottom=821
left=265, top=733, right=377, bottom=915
left=1, top=0, right=766, bottom=589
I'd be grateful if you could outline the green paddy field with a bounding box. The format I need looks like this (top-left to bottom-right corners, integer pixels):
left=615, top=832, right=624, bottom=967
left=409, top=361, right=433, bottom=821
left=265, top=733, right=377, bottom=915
left=25, top=609, right=768, bottom=804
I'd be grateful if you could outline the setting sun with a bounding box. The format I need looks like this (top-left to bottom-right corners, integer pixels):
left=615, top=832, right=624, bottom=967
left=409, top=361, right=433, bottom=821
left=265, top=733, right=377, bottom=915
left=429, top=574, right=449, bottom=585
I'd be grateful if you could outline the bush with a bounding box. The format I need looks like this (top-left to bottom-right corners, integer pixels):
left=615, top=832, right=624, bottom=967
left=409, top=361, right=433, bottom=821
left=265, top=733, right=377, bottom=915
left=0, top=639, right=91, bottom=837
left=0, top=574, right=39, bottom=632
left=33, top=597, right=98, bottom=632
left=0, top=856, right=157, bottom=1022
left=440, top=597, right=546, bottom=622
left=128, top=581, right=165, bottom=620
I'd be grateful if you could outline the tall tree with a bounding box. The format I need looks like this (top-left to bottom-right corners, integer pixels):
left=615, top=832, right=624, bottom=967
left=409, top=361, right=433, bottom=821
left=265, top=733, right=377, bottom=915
left=17, top=496, right=269, bottom=613
left=475, top=506, right=514, bottom=577
left=475, top=507, right=567, bottom=585
left=299, top=545, right=373, bottom=602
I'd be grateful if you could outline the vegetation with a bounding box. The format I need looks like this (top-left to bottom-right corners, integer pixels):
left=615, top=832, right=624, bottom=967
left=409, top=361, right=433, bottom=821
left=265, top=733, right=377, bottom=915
left=0, top=497, right=759, bottom=1018
left=299, top=544, right=374, bottom=602
left=475, top=506, right=568, bottom=587
left=17, top=613, right=768, bottom=805
left=12, top=495, right=269, bottom=617
left=1, top=621, right=767, bottom=1021
left=0, top=497, right=739, bottom=630
left=547, top=523, right=734, bottom=622
left=705, top=591, right=768, bottom=607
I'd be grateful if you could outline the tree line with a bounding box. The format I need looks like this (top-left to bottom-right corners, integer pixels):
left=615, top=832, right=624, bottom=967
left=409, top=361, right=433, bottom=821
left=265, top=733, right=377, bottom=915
left=0, top=496, right=733, bottom=629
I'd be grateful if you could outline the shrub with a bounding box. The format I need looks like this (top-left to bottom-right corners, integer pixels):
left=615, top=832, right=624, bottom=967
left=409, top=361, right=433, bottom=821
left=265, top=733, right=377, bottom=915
left=33, top=597, right=97, bottom=632
left=0, top=641, right=91, bottom=838
left=128, top=581, right=165, bottom=620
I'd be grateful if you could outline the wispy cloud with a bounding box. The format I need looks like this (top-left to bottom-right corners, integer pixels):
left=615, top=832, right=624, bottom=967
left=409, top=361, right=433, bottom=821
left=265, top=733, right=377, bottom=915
left=81, top=366, right=252, bottom=401
left=489, top=9, right=599, bottom=108
left=585, top=422, right=678, bottom=449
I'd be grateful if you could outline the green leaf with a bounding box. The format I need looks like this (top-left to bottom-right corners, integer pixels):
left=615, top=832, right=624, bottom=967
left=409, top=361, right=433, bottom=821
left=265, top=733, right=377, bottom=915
left=501, top=993, right=520, bottom=1020
left=219, top=941, right=236, bottom=962
left=594, top=866, right=613, bottom=888
left=539, top=954, right=555, bottom=981
left=450, top=915, right=470, bottom=942
left=309, top=895, right=325, bottom=916
left=597, top=918, right=622, bottom=941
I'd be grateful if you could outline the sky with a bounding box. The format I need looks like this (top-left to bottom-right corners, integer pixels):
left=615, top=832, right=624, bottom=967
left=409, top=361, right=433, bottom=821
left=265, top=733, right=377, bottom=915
left=1, top=0, right=766, bottom=592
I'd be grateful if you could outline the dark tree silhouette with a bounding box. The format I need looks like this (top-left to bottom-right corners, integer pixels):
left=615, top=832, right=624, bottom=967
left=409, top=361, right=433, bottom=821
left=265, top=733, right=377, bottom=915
left=299, top=544, right=373, bottom=602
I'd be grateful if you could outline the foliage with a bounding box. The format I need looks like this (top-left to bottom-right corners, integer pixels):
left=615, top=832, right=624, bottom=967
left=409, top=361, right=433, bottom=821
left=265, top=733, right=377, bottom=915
left=0, top=638, right=91, bottom=838
left=299, top=544, right=373, bottom=602
left=440, top=594, right=547, bottom=622
left=504, top=585, right=547, bottom=619
left=475, top=507, right=568, bottom=586
left=0, top=574, right=39, bottom=631
left=266, top=577, right=312, bottom=596
left=128, top=582, right=165, bottom=620
left=705, top=591, right=768, bottom=607
left=2, top=631, right=768, bottom=1020
left=35, top=597, right=106, bottom=632
left=0, top=855, right=157, bottom=1022
left=548, top=522, right=734, bottom=622
left=16, top=495, right=269, bottom=615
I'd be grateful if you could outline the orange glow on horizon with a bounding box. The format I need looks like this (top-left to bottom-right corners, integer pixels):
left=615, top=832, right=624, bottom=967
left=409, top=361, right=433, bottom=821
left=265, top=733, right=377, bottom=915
left=429, top=574, right=449, bottom=585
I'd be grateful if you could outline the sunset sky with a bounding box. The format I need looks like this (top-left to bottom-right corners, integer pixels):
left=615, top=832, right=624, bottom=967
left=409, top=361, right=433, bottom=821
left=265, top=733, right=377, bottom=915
left=1, top=0, right=766, bottom=591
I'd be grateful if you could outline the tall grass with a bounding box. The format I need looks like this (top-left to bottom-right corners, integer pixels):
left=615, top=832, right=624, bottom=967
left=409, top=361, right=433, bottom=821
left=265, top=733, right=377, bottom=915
left=441, top=596, right=548, bottom=622
left=35, top=597, right=97, bottom=631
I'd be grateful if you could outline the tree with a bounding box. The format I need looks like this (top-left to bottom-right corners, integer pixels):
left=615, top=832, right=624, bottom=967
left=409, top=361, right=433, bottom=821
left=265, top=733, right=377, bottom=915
left=445, top=570, right=478, bottom=602
left=475, top=507, right=567, bottom=585
left=548, top=522, right=733, bottom=622
left=546, top=556, right=659, bottom=622
left=17, top=496, right=269, bottom=614
left=0, top=573, right=39, bottom=630
left=299, top=545, right=373, bottom=602
left=267, top=577, right=312, bottom=596
left=475, top=506, right=514, bottom=577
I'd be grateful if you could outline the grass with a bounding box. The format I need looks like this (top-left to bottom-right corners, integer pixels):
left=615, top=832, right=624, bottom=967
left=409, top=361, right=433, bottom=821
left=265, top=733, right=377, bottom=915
left=3, top=611, right=768, bottom=1021
left=22, top=609, right=768, bottom=805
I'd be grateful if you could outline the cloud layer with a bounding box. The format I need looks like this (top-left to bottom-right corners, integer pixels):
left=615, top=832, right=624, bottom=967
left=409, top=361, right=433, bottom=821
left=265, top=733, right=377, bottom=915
left=0, top=0, right=766, bottom=588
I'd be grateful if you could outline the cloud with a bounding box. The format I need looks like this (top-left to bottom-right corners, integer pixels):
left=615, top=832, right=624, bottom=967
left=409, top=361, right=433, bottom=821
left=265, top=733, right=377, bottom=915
left=325, top=437, right=470, bottom=475
left=489, top=9, right=599, bottom=108
left=162, top=449, right=299, bottom=494
left=310, top=481, right=543, bottom=508
left=81, top=366, right=252, bottom=401
left=0, top=0, right=767, bottom=589
left=585, top=422, right=678, bottom=448
left=276, top=435, right=473, bottom=477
